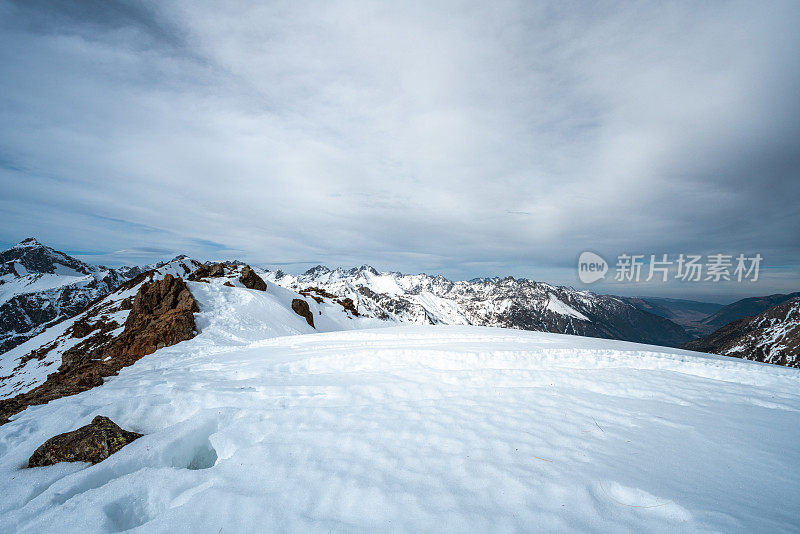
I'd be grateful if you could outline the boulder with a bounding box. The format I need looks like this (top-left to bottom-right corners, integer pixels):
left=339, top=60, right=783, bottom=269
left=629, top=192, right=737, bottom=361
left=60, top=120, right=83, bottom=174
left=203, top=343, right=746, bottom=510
left=239, top=265, right=266, bottom=291
left=28, top=416, right=142, bottom=467
left=291, top=299, right=315, bottom=328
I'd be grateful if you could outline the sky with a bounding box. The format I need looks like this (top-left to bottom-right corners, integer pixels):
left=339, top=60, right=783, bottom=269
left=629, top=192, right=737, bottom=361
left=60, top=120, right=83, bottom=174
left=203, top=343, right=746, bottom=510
left=0, top=1, right=798, bottom=303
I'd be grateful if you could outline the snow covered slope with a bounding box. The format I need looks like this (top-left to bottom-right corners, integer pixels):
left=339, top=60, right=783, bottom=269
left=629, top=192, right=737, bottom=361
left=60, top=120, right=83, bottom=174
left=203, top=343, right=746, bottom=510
left=683, top=298, right=800, bottom=367
left=264, top=265, right=691, bottom=347
left=1, top=318, right=798, bottom=531
left=0, top=239, right=136, bottom=354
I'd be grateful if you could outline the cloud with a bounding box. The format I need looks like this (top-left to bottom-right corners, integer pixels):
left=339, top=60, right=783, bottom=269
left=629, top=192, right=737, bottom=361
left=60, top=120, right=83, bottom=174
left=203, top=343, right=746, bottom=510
left=0, top=0, right=798, bottom=299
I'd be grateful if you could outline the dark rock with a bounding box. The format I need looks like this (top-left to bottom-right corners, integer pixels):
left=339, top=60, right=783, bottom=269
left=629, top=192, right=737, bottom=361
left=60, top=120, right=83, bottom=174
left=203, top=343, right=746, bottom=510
left=291, top=299, right=315, bottom=328
left=188, top=263, right=226, bottom=281
left=223, top=281, right=234, bottom=287
left=28, top=416, right=142, bottom=467
left=336, top=297, right=360, bottom=317
left=69, top=317, right=94, bottom=338
left=239, top=265, right=266, bottom=291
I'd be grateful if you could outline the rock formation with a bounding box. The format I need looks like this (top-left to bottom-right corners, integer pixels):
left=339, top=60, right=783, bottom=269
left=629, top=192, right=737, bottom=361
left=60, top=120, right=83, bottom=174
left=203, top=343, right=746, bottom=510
left=291, top=298, right=315, bottom=328
left=28, top=415, right=142, bottom=467
left=239, top=265, right=267, bottom=291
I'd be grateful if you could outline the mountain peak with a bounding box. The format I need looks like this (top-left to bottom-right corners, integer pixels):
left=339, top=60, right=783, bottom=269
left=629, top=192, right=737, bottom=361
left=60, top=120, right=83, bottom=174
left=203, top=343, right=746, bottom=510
left=359, top=265, right=379, bottom=275
left=13, top=237, right=45, bottom=249
left=304, top=265, right=331, bottom=276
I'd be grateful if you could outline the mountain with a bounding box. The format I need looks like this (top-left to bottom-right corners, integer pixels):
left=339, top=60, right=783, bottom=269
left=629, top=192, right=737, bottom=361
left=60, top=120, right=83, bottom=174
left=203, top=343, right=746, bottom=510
left=2, top=300, right=799, bottom=530
left=696, top=292, right=800, bottom=334
left=263, top=265, right=692, bottom=346
left=682, top=297, right=800, bottom=367
left=618, top=296, right=723, bottom=337
left=0, top=238, right=139, bottom=354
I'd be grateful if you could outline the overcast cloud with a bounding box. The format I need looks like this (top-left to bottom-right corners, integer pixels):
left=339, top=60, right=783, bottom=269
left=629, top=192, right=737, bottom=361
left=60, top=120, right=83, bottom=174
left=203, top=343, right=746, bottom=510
left=1, top=0, right=798, bottom=301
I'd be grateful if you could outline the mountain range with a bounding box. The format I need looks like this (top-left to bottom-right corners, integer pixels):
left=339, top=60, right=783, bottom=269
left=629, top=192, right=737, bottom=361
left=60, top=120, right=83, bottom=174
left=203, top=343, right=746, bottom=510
left=2, top=238, right=798, bottom=368
left=264, top=265, right=692, bottom=346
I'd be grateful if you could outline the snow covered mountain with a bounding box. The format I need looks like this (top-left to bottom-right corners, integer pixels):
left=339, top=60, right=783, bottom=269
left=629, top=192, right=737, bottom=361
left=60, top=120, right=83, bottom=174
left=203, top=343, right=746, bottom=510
left=682, top=297, right=800, bottom=367
left=1, top=277, right=798, bottom=531
left=264, top=265, right=691, bottom=347
left=0, top=239, right=138, bottom=354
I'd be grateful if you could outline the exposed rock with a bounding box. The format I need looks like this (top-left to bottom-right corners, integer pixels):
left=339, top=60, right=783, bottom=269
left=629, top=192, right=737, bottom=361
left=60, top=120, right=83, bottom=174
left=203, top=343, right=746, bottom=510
left=101, top=274, right=198, bottom=364
left=239, top=265, right=267, bottom=291
left=69, top=317, right=94, bottom=338
left=28, top=416, right=142, bottom=467
left=291, top=299, right=315, bottom=328
left=336, top=297, right=360, bottom=317
left=188, top=263, right=226, bottom=281
left=223, top=281, right=235, bottom=287
left=0, top=275, right=199, bottom=425
left=300, top=286, right=337, bottom=301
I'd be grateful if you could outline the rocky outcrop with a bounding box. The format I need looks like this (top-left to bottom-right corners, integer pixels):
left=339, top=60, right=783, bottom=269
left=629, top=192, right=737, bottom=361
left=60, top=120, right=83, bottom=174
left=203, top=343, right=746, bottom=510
left=0, top=275, right=199, bottom=425
left=28, top=416, right=142, bottom=467
left=291, top=299, right=315, bottom=328
left=102, top=274, right=198, bottom=363
left=188, top=263, right=226, bottom=281
left=239, top=265, right=267, bottom=291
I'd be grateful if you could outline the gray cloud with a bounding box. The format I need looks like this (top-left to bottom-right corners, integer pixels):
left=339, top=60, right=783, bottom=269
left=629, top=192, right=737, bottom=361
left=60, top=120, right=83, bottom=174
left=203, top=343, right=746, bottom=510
left=0, top=0, right=798, bottom=300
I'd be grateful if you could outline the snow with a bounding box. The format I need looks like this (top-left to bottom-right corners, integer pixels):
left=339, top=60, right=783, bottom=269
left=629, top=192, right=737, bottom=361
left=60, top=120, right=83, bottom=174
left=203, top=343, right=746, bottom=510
left=0, top=273, right=89, bottom=307
left=1, top=284, right=799, bottom=532
left=545, top=294, right=590, bottom=321
left=361, top=270, right=405, bottom=295
left=415, top=291, right=471, bottom=325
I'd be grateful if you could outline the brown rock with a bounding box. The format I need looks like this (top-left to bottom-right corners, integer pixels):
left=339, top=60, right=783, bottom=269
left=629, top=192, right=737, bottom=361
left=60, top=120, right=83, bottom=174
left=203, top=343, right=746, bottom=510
left=188, top=263, right=226, bottom=281
left=28, top=416, right=142, bottom=467
left=336, top=297, right=360, bottom=317
left=69, top=317, right=94, bottom=338
left=239, top=265, right=267, bottom=291
left=103, top=274, right=198, bottom=363
left=223, top=281, right=235, bottom=287
left=291, top=298, right=315, bottom=328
